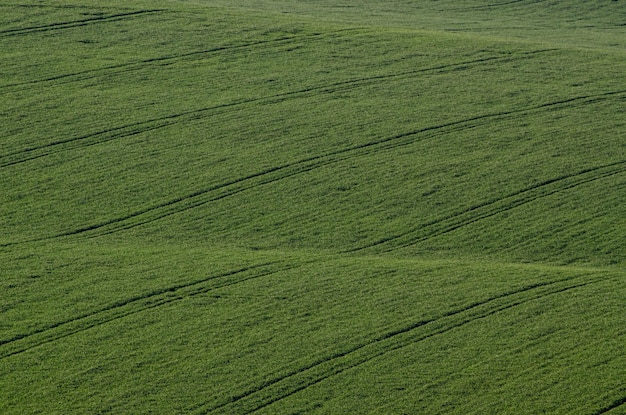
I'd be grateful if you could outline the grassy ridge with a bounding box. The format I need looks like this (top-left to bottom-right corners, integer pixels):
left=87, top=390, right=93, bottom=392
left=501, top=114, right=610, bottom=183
left=1, top=0, right=625, bottom=413
left=206, top=0, right=626, bottom=50
left=2, top=243, right=623, bottom=414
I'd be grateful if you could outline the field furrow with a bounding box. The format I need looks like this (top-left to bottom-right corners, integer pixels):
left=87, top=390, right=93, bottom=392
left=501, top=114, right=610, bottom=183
left=3, top=88, right=622, bottom=247
left=0, top=48, right=553, bottom=165
left=195, top=273, right=606, bottom=414
left=2, top=1, right=625, bottom=413
left=0, top=3, right=135, bottom=10
left=0, top=29, right=365, bottom=91
left=591, top=396, right=626, bottom=415
left=351, top=160, right=626, bottom=253
left=452, top=0, right=548, bottom=11
left=0, top=262, right=288, bottom=360
left=0, top=9, right=164, bottom=37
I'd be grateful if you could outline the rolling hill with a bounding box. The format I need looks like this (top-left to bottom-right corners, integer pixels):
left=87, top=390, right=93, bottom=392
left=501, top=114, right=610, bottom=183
left=1, top=0, right=625, bottom=413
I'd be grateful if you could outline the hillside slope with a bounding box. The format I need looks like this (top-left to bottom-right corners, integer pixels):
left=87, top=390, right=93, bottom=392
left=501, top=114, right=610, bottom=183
left=1, top=1, right=625, bottom=414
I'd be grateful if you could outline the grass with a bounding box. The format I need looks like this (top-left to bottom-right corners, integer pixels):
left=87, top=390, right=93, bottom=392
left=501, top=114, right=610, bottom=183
left=1, top=0, right=625, bottom=413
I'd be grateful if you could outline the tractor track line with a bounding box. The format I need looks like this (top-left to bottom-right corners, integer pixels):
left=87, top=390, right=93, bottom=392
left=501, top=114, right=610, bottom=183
left=449, top=0, right=548, bottom=11
left=0, top=30, right=361, bottom=91
left=0, top=49, right=564, bottom=168
left=0, top=4, right=137, bottom=10
left=0, top=9, right=165, bottom=37
left=349, top=159, right=626, bottom=253
left=2, top=90, right=623, bottom=248
left=0, top=262, right=291, bottom=360
left=82, top=160, right=336, bottom=238
left=0, top=39, right=298, bottom=89
left=77, top=115, right=544, bottom=238
left=196, top=275, right=604, bottom=414
left=4, top=121, right=509, bottom=242
left=0, top=52, right=520, bottom=163
left=590, top=395, right=626, bottom=415
left=246, top=279, right=604, bottom=415
left=0, top=263, right=268, bottom=347
left=0, top=48, right=555, bottom=165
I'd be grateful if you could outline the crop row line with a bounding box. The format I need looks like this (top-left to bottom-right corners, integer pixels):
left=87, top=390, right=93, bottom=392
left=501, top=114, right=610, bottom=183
left=0, top=261, right=293, bottom=360
left=2, top=89, right=623, bottom=247
left=447, top=0, right=547, bottom=11
left=0, top=3, right=138, bottom=10
left=349, top=159, right=626, bottom=253
left=590, top=395, right=626, bottom=415
left=0, top=29, right=363, bottom=91
left=194, top=273, right=606, bottom=414
left=0, top=48, right=556, bottom=166
left=0, top=9, right=165, bottom=37
left=72, top=90, right=626, bottom=240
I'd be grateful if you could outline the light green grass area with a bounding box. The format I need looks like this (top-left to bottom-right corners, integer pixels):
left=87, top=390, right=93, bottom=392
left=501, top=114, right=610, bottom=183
left=1, top=0, right=625, bottom=413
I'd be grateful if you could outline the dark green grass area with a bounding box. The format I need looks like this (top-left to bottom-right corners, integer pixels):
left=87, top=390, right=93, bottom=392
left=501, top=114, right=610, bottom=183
left=1, top=0, right=625, bottom=413
left=2, top=244, right=624, bottom=414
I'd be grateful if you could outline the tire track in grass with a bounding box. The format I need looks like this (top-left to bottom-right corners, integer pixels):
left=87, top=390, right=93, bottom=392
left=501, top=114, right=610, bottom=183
left=1, top=90, right=623, bottom=248
left=0, top=48, right=555, bottom=166
left=0, top=9, right=165, bottom=37
left=0, top=104, right=240, bottom=168
left=0, top=118, right=506, bottom=247
left=591, top=396, right=626, bottom=415
left=0, top=29, right=362, bottom=91
left=448, top=0, right=548, bottom=11
left=192, top=273, right=607, bottom=414
left=0, top=261, right=296, bottom=360
left=349, top=158, right=626, bottom=254
left=0, top=4, right=137, bottom=10
left=56, top=117, right=513, bottom=240
left=57, top=90, right=626, bottom=238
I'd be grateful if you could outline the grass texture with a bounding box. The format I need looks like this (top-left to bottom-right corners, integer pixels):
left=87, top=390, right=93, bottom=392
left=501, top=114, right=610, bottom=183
left=1, top=0, right=625, bottom=413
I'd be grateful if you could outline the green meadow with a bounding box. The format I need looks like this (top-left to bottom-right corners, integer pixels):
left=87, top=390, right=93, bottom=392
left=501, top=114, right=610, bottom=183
left=1, top=0, right=625, bottom=413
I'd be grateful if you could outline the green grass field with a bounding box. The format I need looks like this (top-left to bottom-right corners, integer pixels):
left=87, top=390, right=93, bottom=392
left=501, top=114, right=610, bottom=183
left=1, top=0, right=625, bottom=413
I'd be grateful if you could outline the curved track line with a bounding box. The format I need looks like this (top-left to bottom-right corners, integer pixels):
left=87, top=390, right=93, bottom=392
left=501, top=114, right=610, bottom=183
left=0, top=4, right=136, bottom=10
left=448, top=0, right=547, bottom=11
left=2, top=90, right=623, bottom=248
left=0, top=262, right=293, bottom=360
left=57, top=91, right=626, bottom=238
left=0, top=49, right=554, bottom=165
left=349, top=159, right=626, bottom=253
left=0, top=30, right=362, bottom=91
left=0, top=105, right=237, bottom=167
left=590, top=396, right=626, bottom=415
left=192, top=274, right=605, bottom=414
left=0, top=10, right=165, bottom=37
